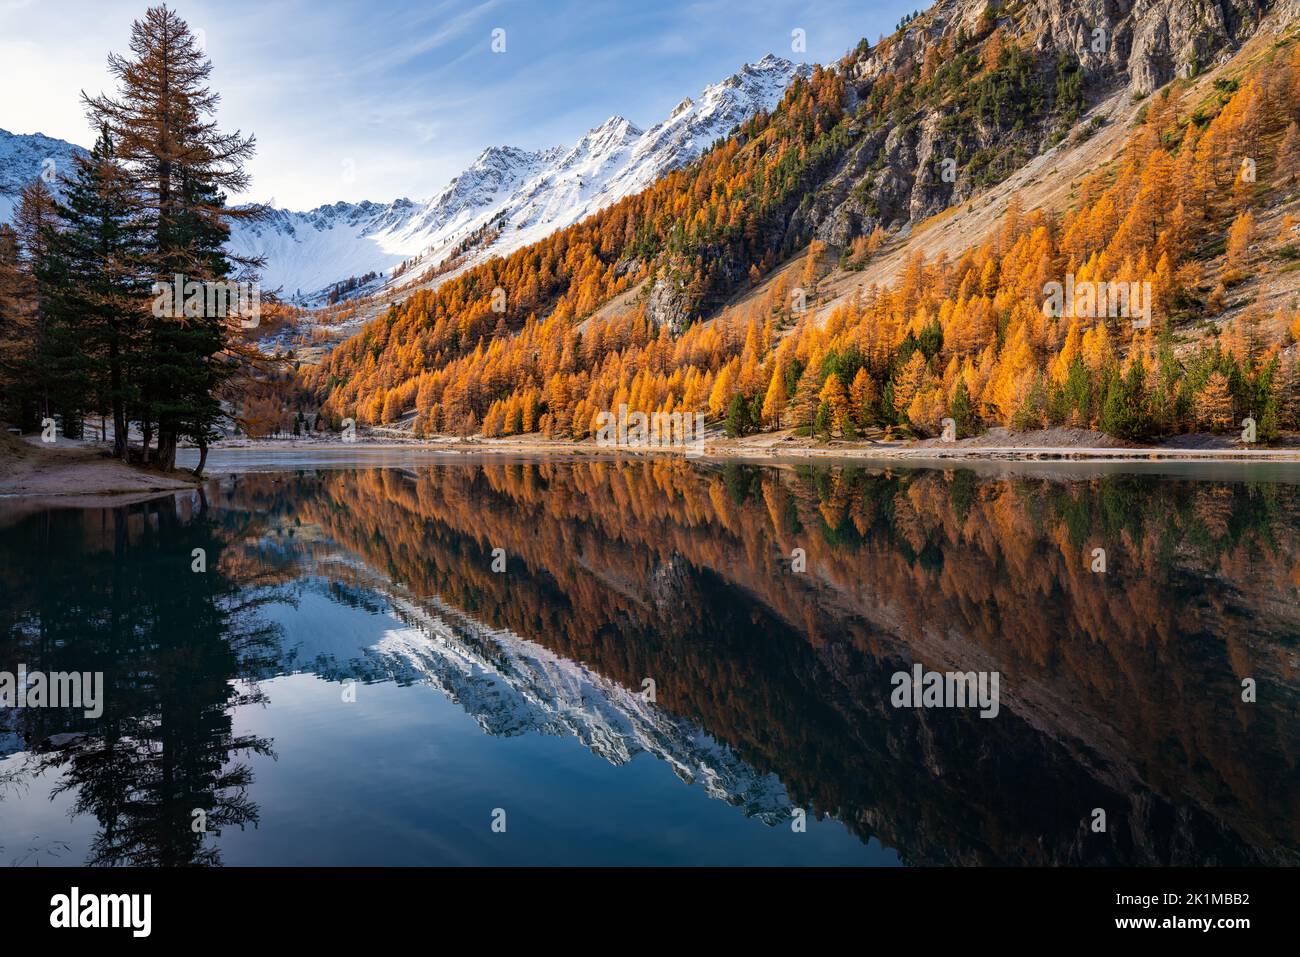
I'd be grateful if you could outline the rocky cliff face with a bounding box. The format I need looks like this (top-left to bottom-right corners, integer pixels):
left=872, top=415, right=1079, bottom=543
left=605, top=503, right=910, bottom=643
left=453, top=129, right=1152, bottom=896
left=642, top=0, right=1285, bottom=328
left=796, top=0, right=1281, bottom=249
left=1029, top=0, right=1266, bottom=93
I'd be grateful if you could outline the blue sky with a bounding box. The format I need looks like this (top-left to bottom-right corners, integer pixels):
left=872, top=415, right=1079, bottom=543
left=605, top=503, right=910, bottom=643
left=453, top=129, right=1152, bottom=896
left=0, top=0, right=917, bottom=209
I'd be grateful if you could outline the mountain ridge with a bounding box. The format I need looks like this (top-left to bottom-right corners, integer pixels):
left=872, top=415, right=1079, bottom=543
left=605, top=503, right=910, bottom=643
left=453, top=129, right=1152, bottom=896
left=229, top=52, right=809, bottom=303
left=0, top=53, right=809, bottom=304
left=0, top=128, right=87, bottom=224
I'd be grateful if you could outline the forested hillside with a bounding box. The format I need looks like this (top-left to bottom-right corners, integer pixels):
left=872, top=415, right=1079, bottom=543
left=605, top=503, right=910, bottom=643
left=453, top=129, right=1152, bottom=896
left=306, top=0, right=1300, bottom=447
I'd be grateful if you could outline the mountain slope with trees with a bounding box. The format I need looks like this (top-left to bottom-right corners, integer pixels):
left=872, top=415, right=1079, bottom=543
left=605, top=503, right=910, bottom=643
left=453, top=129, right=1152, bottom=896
left=304, top=0, right=1300, bottom=449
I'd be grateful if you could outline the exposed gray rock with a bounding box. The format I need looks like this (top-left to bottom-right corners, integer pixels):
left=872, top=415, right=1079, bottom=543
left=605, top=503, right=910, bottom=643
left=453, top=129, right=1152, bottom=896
left=648, top=273, right=693, bottom=331
left=802, top=0, right=1282, bottom=252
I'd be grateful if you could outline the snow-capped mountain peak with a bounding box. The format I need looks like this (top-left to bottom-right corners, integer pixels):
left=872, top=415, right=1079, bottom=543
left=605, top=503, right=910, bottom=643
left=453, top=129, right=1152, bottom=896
left=591, top=114, right=642, bottom=136
left=363, top=54, right=810, bottom=300
left=1, top=53, right=809, bottom=305
left=229, top=52, right=809, bottom=303
left=0, top=128, right=87, bottom=223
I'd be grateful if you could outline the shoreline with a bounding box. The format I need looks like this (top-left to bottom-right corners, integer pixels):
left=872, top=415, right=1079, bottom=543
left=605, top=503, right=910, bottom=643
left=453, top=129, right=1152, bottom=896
left=5, top=431, right=1300, bottom=502
left=0, top=436, right=200, bottom=503
left=184, top=441, right=1300, bottom=464
left=176, top=429, right=1300, bottom=466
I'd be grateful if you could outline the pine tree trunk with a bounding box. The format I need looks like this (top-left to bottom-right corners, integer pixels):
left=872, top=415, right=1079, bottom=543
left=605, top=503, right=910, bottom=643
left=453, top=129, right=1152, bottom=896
left=156, top=429, right=177, bottom=471
left=113, top=408, right=128, bottom=459
left=194, top=436, right=208, bottom=478
left=110, top=334, right=127, bottom=459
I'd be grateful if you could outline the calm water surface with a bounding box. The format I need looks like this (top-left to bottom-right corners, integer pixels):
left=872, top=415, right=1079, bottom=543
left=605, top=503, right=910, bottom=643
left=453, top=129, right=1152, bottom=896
left=1, top=453, right=1297, bottom=865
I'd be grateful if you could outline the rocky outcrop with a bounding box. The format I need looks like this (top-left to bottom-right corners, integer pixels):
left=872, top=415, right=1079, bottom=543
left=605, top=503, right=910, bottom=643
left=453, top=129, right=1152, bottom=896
left=647, top=273, right=694, bottom=332
left=800, top=0, right=1284, bottom=249
left=1016, top=0, right=1265, bottom=93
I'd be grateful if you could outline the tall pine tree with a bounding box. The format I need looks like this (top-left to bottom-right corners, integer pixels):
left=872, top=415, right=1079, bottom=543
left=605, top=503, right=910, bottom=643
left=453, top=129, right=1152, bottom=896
left=84, top=4, right=262, bottom=469
left=11, top=180, right=77, bottom=433
left=49, top=126, right=149, bottom=457
left=0, top=223, right=31, bottom=427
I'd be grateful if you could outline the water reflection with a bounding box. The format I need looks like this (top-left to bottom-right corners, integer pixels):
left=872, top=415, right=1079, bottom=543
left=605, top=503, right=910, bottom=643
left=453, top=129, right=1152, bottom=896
left=0, top=493, right=281, bottom=865
left=2, top=459, right=1298, bottom=865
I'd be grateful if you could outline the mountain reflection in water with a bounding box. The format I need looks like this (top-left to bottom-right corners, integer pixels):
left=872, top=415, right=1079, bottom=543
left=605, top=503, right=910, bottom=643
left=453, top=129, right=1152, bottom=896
left=1, top=458, right=1297, bottom=865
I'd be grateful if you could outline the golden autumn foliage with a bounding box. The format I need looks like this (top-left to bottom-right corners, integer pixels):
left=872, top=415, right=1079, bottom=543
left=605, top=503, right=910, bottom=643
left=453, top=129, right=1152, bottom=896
left=750, top=45, right=1300, bottom=440
left=303, top=38, right=1300, bottom=445
left=305, top=67, right=847, bottom=429
left=1196, top=371, right=1235, bottom=431
left=1226, top=210, right=1255, bottom=270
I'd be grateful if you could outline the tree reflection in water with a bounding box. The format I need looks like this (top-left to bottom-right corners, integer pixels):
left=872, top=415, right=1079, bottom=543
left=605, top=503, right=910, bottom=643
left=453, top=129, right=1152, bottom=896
left=2, top=459, right=1298, bottom=865
left=0, top=491, right=282, bottom=866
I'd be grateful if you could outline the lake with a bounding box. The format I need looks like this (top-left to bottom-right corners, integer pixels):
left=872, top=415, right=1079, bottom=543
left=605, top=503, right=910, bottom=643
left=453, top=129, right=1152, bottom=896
left=1, top=452, right=1297, bottom=865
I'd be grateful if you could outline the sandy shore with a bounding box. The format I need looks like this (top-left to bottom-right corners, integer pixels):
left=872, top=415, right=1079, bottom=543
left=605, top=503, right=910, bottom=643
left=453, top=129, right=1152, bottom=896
left=0, top=434, right=199, bottom=500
